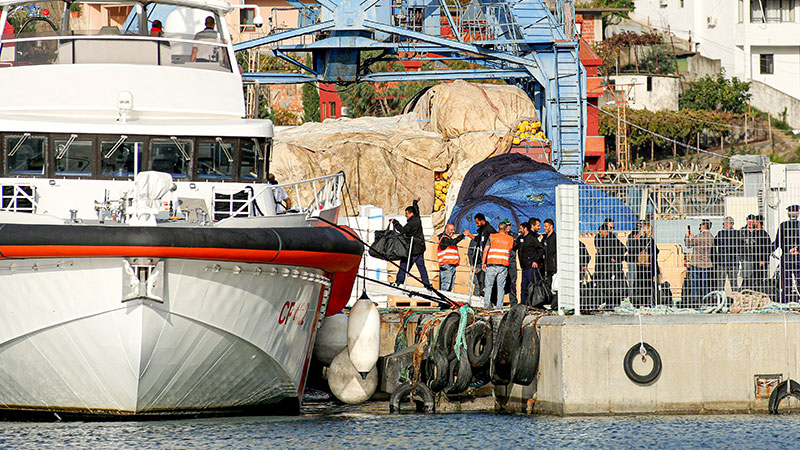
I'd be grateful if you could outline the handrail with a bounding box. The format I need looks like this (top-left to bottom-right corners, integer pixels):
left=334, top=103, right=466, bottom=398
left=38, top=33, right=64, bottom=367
left=0, top=34, right=228, bottom=47
left=222, top=172, right=345, bottom=219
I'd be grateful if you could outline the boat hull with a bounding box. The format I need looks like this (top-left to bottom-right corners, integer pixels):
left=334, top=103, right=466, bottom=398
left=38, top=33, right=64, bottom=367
left=0, top=257, right=332, bottom=416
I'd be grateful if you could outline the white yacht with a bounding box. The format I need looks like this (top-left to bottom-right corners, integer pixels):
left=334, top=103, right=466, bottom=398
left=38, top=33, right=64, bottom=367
left=0, top=0, right=362, bottom=417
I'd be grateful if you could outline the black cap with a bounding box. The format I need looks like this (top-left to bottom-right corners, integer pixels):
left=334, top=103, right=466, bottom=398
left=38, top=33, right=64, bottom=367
left=788, top=205, right=800, bottom=213
left=756, top=214, right=764, bottom=223
left=746, top=214, right=756, bottom=220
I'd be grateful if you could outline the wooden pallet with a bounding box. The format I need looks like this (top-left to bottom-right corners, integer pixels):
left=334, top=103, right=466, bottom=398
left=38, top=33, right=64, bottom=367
left=388, top=296, right=438, bottom=309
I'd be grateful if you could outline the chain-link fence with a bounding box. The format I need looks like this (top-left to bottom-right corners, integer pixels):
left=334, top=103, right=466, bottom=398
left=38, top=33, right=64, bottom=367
left=556, top=175, right=800, bottom=313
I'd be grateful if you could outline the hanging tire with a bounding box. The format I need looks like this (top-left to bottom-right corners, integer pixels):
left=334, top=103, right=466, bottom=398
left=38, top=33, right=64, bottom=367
left=493, top=304, right=526, bottom=368
left=623, top=342, right=662, bottom=385
left=490, top=357, right=512, bottom=386
left=466, top=320, right=493, bottom=368
left=769, top=380, right=800, bottom=414
left=436, top=312, right=461, bottom=358
left=389, top=382, right=435, bottom=414
left=445, top=347, right=473, bottom=395
left=421, top=345, right=449, bottom=392
left=511, top=324, right=540, bottom=386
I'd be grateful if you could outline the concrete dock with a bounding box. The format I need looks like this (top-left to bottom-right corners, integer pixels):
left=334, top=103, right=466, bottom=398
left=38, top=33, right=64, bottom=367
left=496, top=313, right=800, bottom=415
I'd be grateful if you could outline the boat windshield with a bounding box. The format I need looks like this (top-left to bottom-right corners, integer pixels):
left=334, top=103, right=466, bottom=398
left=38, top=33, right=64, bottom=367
left=0, top=1, right=231, bottom=72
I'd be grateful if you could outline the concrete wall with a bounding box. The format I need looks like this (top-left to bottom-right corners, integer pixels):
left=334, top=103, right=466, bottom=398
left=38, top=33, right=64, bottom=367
left=684, top=54, right=721, bottom=81
left=749, top=80, right=800, bottom=129
left=503, top=314, right=800, bottom=415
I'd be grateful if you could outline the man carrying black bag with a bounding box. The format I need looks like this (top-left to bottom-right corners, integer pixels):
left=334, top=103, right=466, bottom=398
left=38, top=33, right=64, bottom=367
left=392, top=198, right=429, bottom=287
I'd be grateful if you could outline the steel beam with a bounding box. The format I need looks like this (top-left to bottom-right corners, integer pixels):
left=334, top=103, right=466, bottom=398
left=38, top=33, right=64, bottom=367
left=234, top=21, right=334, bottom=52
left=361, top=69, right=529, bottom=82
left=242, top=72, right=318, bottom=84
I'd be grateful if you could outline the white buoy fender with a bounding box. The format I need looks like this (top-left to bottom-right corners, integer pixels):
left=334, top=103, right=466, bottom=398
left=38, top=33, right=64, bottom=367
left=313, top=313, right=348, bottom=366
left=347, top=298, right=381, bottom=375
left=328, top=348, right=378, bottom=404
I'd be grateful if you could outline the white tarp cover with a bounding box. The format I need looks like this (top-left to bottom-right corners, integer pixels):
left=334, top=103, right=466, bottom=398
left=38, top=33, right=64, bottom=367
left=135, top=171, right=173, bottom=207
left=271, top=81, right=538, bottom=227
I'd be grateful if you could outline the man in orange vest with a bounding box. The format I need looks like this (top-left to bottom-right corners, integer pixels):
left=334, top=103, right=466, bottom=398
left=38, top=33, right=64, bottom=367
left=482, top=222, right=514, bottom=309
left=437, top=223, right=464, bottom=292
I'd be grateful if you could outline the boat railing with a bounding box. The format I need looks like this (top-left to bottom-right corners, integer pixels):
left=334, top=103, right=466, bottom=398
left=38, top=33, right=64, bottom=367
left=0, top=32, right=232, bottom=72
left=226, top=172, right=345, bottom=219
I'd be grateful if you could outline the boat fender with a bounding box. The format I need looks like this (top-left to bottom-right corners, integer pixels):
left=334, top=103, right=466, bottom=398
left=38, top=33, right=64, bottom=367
left=421, top=345, right=450, bottom=392
left=493, top=304, right=526, bottom=369
left=436, top=312, right=461, bottom=359
left=510, top=324, right=540, bottom=386
left=466, top=320, right=494, bottom=369
left=769, top=380, right=800, bottom=414
left=328, top=348, right=379, bottom=404
left=623, top=342, right=662, bottom=385
left=445, top=347, right=473, bottom=395
left=313, top=313, right=348, bottom=366
left=389, top=382, right=435, bottom=414
left=347, top=298, right=381, bottom=377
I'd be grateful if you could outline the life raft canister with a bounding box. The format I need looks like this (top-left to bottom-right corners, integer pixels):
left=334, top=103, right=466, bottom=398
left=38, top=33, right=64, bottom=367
left=437, top=235, right=460, bottom=266
left=486, top=232, right=514, bottom=266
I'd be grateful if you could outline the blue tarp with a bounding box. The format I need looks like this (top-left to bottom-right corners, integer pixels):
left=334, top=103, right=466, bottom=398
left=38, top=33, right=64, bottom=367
left=449, top=155, right=637, bottom=235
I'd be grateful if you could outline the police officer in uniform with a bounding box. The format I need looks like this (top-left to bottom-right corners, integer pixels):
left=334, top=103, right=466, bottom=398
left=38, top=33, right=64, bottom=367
left=774, top=204, right=800, bottom=302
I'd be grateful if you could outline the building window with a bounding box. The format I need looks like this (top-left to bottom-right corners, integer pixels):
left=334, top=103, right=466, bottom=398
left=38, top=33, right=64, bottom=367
left=739, top=0, right=744, bottom=22
left=680, top=0, right=684, bottom=7
left=240, top=8, right=255, bottom=31
left=329, top=102, right=336, bottom=118
left=752, top=0, right=796, bottom=22
left=647, top=76, right=653, bottom=92
left=760, top=54, right=774, bottom=74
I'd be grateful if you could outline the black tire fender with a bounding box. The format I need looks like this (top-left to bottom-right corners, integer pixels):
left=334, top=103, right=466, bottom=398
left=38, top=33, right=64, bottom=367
left=445, top=347, right=473, bottom=395
left=421, top=345, right=449, bottom=392
left=436, top=312, right=461, bottom=358
left=623, top=342, right=662, bottom=385
left=511, top=324, right=540, bottom=386
left=493, top=304, right=526, bottom=367
left=769, top=380, right=800, bottom=414
left=466, top=320, right=494, bottom=368
left=389, top=382, right=435, bottom=414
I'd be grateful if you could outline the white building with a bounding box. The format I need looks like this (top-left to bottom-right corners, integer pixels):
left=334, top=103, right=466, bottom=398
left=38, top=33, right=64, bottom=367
left=632, top=0, right=800, bottom=100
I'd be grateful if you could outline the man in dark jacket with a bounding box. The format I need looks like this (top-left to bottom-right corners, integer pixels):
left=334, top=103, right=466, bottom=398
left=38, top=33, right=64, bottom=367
left=594, top=220, right=627, bottom=305
left=392, top=199, right=429, bottom=286
left=712, top=216, right=741, bottom=292
left=516, top=221, right=544, bottom=296
left=742, top=215, right=772, bottom=293
left=464, top=213, right=496, bottom=296
left=774, top=205, right=800, bottom=302
left=542, top=218, right=557, bottom=292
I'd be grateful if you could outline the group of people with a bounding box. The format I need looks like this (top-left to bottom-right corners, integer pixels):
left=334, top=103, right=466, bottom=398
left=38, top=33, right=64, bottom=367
left=389, top=201, right=800, bottom=308
left=684, top=205, right=800, bottom=303
left=390, top=202, right=558, bottom=310
left=591, top=218, right=659, bottom=307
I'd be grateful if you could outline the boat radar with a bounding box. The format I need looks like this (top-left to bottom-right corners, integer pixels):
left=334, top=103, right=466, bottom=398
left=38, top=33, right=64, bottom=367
left=117, top=91, right=133, bottom=123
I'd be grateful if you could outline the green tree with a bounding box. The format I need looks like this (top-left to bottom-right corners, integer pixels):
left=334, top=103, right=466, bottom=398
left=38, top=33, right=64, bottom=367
left=679, top=72, right=751, bottom=113
left=338, top=61, right=438, bottom=117
left=302, top=83, right=320, bottom=122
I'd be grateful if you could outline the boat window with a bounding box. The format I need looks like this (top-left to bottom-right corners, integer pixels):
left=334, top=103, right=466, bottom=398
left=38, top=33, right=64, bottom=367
left=197, top=140, right=234, bottom=179
left=151, top=139, right=192, bottom=178
left=240, top=138, right=264, bottom=180
left=101, top=139, right=144, bottom=177
left=5, top=135, right=46, bottom=176
left=54, top=136, right=93, bottom=176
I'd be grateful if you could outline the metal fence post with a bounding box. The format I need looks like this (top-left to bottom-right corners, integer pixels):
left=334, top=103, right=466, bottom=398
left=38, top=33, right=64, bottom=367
left=556, top=184, right=581, bottom=314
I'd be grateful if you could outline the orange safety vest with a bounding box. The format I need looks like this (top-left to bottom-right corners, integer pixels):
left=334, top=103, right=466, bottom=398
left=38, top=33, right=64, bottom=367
left=437, top=236, right=460, bottom=267
left=486, top=232, right=514, bottom=266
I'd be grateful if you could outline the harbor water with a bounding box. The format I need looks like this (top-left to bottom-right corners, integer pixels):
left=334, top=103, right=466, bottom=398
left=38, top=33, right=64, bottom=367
left=1, top=408, right=798, bottom=449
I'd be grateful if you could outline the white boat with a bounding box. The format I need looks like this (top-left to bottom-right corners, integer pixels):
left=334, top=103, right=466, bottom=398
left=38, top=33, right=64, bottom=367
left=0, top=0, right=362, bottom=417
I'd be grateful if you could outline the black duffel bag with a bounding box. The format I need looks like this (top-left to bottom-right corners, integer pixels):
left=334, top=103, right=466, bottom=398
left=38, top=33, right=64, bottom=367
left=525, top=269, right=552, bottom=308
left=369, top=226, right=410, bottom=261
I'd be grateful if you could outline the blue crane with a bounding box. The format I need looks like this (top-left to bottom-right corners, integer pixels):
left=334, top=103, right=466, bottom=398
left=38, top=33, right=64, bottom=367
left=234, top=0, right=587, bottom=178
